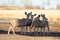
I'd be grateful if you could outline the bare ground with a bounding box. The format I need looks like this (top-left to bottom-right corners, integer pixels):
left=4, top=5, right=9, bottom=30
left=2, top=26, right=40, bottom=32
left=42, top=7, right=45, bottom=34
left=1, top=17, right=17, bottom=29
left=0, top=34, right=60, bottom=40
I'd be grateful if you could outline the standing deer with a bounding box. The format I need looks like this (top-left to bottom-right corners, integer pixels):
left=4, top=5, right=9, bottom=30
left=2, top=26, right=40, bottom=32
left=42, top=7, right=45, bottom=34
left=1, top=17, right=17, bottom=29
left=18, top=12, right=36, bottom=34
left=31, top=15, right=41, bottom=35
left=18, top=12, right=32, bottom=34
left=8, top=18, right=18, bottom=35
left=31, top=14, right=50, bottom=35
left=25, top=13, right=36, bottom=32
left=40, top=14, right=50, bottom=35
left=8, top=12, right=31, bottom=35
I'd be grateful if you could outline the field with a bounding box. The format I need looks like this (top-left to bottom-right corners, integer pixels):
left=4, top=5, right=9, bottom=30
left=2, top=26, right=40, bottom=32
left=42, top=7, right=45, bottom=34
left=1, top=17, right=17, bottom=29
left=0, top=10, right=60, bottom=32
left=0, top=10, right=60, bottom=40
left=0, top=34, right=60, bottom=40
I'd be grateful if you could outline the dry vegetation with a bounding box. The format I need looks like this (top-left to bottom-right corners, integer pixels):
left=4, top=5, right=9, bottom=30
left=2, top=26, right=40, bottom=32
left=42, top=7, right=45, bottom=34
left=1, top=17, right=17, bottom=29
left=0, top=6, right=41, bottom=10
left=0, top=6, right=21, bottom=10
left=0, top=10, right=60, bottom=40
left=0, top=19, right=60, bottom=32
left=0, top=10, right=60, bottom=32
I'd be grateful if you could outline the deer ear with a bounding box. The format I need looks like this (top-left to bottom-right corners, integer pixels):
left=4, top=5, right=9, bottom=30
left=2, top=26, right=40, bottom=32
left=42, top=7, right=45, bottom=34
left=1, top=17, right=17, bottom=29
left=41, top=14, right=42, bottom=16
left=38, top=15, right=40, bottom=17
left=34, top=14, right=37, bottom=16
left=25, top=12, right=27, bottom=15
left=43, top=14, right=45, bottom=16
left=29, top=12, right=32, bottom=15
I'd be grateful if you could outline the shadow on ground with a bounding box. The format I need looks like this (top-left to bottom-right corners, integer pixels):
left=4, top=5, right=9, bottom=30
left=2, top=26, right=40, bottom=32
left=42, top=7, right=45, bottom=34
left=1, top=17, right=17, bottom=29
left=0, top=30, right=60, bottom=37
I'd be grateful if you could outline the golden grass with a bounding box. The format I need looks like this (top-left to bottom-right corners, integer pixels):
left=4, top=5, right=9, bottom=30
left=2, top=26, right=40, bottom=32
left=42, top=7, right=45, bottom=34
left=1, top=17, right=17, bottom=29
left=0, top=6, right=60, bottom=40
left=0, top=20, right=60, bottom=32
left=0, top=6, right=21, bottom=10
left=0, top=10, right=60, bottom=19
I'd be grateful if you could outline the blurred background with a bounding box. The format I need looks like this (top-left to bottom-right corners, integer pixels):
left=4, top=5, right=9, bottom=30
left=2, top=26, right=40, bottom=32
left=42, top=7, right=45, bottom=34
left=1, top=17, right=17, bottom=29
left=0, top=0, right=60, bottom=10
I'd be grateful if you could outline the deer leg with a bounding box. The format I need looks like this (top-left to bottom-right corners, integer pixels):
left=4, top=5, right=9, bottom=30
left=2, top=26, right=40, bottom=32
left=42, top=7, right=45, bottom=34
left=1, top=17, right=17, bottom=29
left=8, top=26, right=12, bottom=34
left=23, top=27, right=26, bottom=35
left=29, top=25, right=33, bottom=35
left=21, top=27, right=24, bottom=34
left=34, top=27, right=36, bottom=35
left=26, top=26, right=28, bottom=32
left=30, top=27, right=31, bottom=33
left=43, top=27, right=45, bottom=35
left=12, top=27, right=15, bottom=35
left=30, top=25, right=33, bottom=33
left=47, top=26, right=50, bottom=35
left=40, top=27, right=42, bottom=32
left=36, top=27, right=39, bottom=35
left=40, top=27, right=42, bottom=35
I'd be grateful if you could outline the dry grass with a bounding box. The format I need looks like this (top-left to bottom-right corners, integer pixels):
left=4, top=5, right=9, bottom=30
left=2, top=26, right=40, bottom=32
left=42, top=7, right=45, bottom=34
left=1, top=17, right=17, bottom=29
left=0, top=20, right=60, bottom=32
left=0, top=6, right=41, bottom=10
left=0, top=6, right=21, bottom=10
left=0, top=34, right=60, bottom=40
left=0, top=10, right=60, bottom=32
left=0, top=10, right=60, bottom=40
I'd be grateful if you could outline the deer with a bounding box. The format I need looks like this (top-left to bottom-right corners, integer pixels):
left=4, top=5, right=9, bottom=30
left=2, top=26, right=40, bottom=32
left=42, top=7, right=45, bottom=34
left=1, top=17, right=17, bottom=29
left=18, top=12, right=36, bottom=34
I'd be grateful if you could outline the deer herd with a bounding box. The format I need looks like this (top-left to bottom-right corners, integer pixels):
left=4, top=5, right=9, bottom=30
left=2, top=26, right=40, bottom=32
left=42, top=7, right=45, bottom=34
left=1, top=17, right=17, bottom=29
left=1, top=12, right=50, bottom=35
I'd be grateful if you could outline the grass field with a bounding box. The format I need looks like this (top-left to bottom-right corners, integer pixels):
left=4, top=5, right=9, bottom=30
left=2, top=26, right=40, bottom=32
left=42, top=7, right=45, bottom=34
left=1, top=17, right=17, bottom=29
left=0, top=10, right=60, bottom=32
left=0, top=10, right=60, bottom=40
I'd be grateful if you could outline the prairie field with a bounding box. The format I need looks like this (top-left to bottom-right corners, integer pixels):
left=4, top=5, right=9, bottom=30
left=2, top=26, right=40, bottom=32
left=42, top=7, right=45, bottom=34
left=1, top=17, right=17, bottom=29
left=0, top=10, right=60, bottom=32
left=0, top=10, right=60, bottom=40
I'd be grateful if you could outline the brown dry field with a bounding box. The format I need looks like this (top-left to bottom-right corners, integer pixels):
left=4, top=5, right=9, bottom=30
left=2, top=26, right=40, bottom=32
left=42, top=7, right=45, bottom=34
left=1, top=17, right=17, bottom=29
left=0, top=34, right=60, bottom=40
left=0, top=10, right=60, bottom=40
left=0, top=10, right=60, bottom=32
